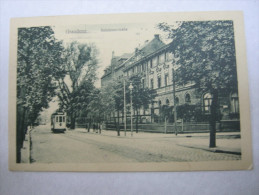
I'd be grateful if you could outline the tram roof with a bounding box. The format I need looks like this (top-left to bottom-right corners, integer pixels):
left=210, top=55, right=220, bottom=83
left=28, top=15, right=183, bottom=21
left=51, top=111, right=66, bottom=116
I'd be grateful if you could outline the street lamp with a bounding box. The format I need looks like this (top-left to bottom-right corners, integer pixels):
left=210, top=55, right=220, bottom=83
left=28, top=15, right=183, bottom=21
left=129, top=82, right=134, bottom=137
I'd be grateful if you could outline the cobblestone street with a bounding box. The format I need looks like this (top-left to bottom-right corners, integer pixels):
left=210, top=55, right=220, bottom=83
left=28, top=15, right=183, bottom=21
left=26, top=125, right=241, bottom=163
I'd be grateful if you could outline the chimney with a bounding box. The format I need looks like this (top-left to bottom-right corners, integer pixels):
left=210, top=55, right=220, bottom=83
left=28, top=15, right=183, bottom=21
left=154, top=34, right=159, bottom=39
left=112, top=51, right=115, bottom=58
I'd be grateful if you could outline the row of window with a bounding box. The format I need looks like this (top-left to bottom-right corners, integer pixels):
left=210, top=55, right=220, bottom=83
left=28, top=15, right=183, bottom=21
left=150, top=52, right=169, bottom=68
left=126, top=52, right=173, bottom=77
left=156, top=93, right=191, bottom=108
left=150, top=72, right=170, bottom=89
left=154, top=92, right=239, bottom=114
left=203, top=92, right=239, bottom=114
left=55, top=116, right=66, bottom=123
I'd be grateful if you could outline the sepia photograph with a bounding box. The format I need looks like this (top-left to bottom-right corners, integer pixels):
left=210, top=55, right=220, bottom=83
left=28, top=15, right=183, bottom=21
left=9, top=11, right=252, bottom=171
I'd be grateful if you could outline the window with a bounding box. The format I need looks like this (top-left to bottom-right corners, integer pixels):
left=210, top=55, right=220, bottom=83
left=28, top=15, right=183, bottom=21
left=157, top=76, right=161, bottom=88
left=59, top=116, right=63, bottom=122
left=185, top=93, right=191, bottom=103
left=150, top=59, right=153, bottom=68
left=150, top=79, right=154, bottom=89
left=63, top=116, right=65, bottom=122
left=157, top=55, right=160, bottom=65
left=164, top=52, right=167, bottom=62
left=56, top=116, right=58, bottom=122
left=142, top=79, right=145, bottom=88
left=158, top=100, right=162, bottom=108
left=230, top=92, right=239, bottom=113
left=164, top=74, right=169, bottom=86
left=166, top=99, right=170, bottom=106
left=203, top=93, right=212, bottom=113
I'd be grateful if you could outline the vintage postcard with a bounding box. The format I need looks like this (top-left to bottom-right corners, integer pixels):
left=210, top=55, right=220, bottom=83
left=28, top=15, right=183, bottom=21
left=9, top=11, right=252, bottom=171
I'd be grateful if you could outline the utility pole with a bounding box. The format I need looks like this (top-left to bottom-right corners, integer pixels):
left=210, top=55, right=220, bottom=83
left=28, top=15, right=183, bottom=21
left=124, top=79, right=127, bottom=136
left=172, top=66, right=178, bottom=136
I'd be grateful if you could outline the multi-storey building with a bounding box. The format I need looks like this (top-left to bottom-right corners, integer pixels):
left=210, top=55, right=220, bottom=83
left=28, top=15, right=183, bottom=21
left=101, top=34, right=240, bottom=128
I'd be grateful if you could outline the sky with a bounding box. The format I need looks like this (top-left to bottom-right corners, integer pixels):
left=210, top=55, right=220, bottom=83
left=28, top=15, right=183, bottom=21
left=53, top=22, right=171, bottom=88
left=42, top=21, right=174, bottom=117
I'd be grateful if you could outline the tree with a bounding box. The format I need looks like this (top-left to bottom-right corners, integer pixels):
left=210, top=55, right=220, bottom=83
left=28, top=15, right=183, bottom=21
left=56, top=41, right=98, bottom=129
left=17, top=26, right=65, bottom=162
left=85, top=88, right=104, bottom=132
left=100, top=76, right=156, bottom=135
left=160, top=105, right=173, bottom=133
left=99, top=80, right=124, bottom=136
left=158, top=21, right=238, bottom=147
left=68, top=80, right=95, bottom=129
left=128, top=75, right=157, bottom=133
left=177, top=104, right=196, bottom=122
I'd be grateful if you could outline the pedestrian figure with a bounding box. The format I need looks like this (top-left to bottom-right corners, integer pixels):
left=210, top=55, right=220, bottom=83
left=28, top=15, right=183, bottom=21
left=93, top=123, right=95, bottom=132
left=96, top=123, right=99, bottom=133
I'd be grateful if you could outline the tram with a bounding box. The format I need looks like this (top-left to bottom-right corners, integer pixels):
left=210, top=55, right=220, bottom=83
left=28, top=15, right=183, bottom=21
left=51, top=112, right=66, bottom=133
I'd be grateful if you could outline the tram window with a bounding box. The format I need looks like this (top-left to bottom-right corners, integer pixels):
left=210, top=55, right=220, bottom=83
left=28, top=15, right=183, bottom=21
left=63, top=116, right=65, bottom=122
left=59, top=116, right=62, bottom=122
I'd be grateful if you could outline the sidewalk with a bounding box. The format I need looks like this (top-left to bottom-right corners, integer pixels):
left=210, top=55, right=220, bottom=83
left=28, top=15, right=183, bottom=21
left=70, top=128, right=241, bottom=155
left=20, top=128, right=33, bottom=163
left=20, top=133, right=30, bottom=163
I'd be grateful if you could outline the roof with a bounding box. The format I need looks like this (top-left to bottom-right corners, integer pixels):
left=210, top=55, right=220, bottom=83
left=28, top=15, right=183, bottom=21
left=123, top=34, right=166, bottom=71
left=137, top=34, right=165, bottom=56
left=118, top=53, right=132, bottom=60
left=101, top=34, right=167, bottom=78
left=102, top=53, right=132, bottom=77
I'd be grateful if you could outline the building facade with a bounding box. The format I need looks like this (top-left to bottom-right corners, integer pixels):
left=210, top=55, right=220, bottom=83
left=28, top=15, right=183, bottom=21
left=101, top=34, right=240, bottom=128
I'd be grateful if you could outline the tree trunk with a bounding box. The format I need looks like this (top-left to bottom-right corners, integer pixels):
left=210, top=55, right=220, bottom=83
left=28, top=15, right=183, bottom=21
left=209, top=118, right=216, bottom=147
left=209, top=89, right=219, bottom=148
left=16, top=106, right=28, bottom=163
left=70, top=108, right=76, bottom=129
left=164, top=117, right=167, bottom=134
left=70, top=116, right=76, bottom=129
left=117, top=110, right=120, bottom=136
left=16, top=106, right=23, bottom=163
left=113, top=113, right=118, bottom=135
left=135, top=109, right=139, bottom=133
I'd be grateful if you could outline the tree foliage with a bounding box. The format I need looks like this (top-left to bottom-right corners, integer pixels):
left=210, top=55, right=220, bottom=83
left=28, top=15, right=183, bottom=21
left=17, top=26, right=65, bottom=120
left=17, top=26, right=65, bottom=162
left=158, top=21, right=238, bottom=92
left=56, top=41, right=99, bottom=128
left=128, top=75, right=157, bottom=111
left=158, top=21, right=238, bottom=147
left=128, top=75, right=157, bottom=132
left=99, top=75, right=156, bottom=134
